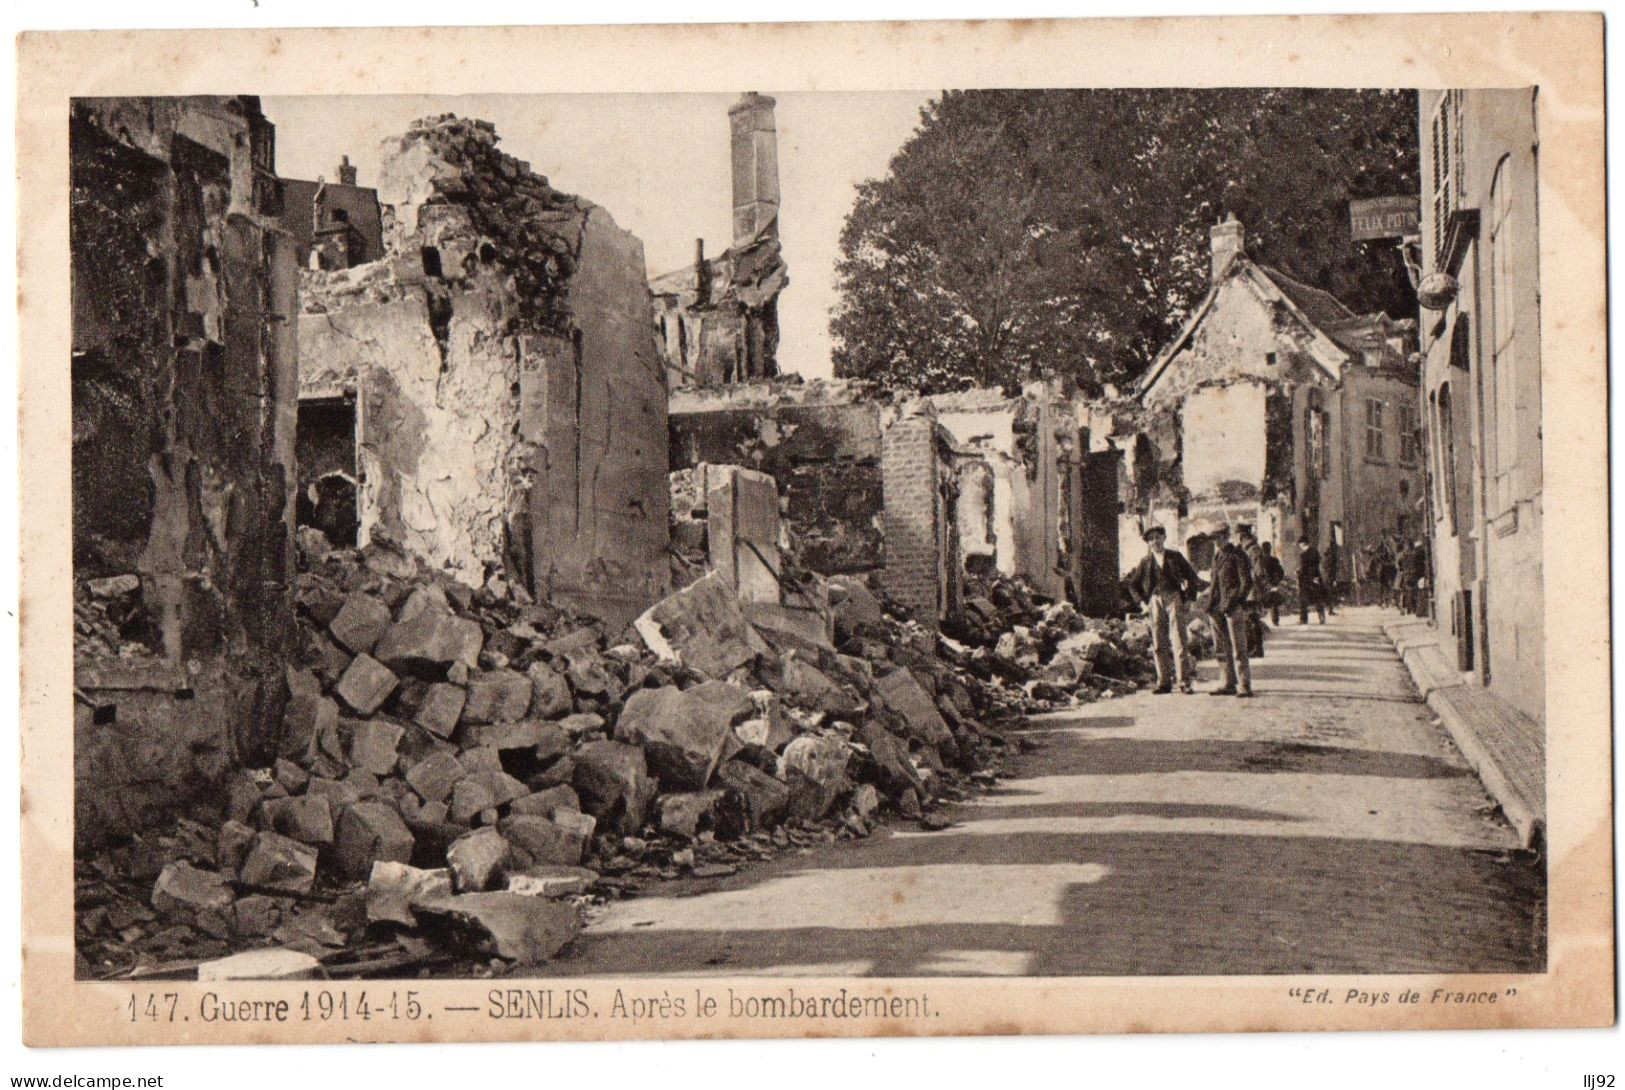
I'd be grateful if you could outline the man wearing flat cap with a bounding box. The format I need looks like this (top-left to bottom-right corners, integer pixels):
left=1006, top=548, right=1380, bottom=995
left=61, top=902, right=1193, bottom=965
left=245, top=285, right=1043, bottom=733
left=1208, top=521, right=1256, bottom=697
left=1128, top=524, right=1201, bottom=694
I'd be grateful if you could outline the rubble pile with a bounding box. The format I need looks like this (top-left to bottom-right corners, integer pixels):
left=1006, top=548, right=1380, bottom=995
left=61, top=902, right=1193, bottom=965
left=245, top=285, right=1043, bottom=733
left=73, top=575, right=160, bottom=663
left=76, top=539, right=1029, bottom=981
left=944, top=572, right=1160, bottom=710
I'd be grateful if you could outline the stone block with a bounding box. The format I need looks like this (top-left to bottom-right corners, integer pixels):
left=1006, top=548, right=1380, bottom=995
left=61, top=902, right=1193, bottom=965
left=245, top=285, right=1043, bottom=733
left=780, top=655, right=863, bottom=717
left=714, top=759, right=790, bottom=831
left=238, top=832, right=320, bottom=895
left=230, top=894, right=282, bottom=937
left=655, top=790, right=724, bottom=840
left=633, top=571, right=764, bottom=679
left=447, top=827, right=511, bottom=893
left=558, top=712, right=606, bottom=737
left=413, top=892, right=580, bottom=966
left=151, top=861, right=234, bottom=915
left=346, top=719, right=405, bottom=776
left=366, top=861, right=452, bottom=926
left=259, top=795, right=335, bottom=846
left=500, top=815, right=588, bottom=867
left=281, top=695, right=339, bottom=762
left=413, top=682, right=467, bottom=738
left=856, top=720, right=926, bottom=800
left=571, top=740, right=658, bottom=836
left=461, top=669, right=533, bottom=725
left=404, top=751, right=466, bottom=804
left=217, top=820, right=258, bottom=877
left=873, top=668, right=954, bottom=749
left=374, top=608, right=484, bottom=678
left=613, top=681, right=751, bottom=790
left=526, top=661, right=573, bottom=718
left=305, top=776, right=363, bottom=808
left=328, top=592, right=393, bottom=655
left=509, top=785, right=579, bottom=819
left=332, top=802, right=415, bottom=880
left=334, top=655, right=399, bottom=716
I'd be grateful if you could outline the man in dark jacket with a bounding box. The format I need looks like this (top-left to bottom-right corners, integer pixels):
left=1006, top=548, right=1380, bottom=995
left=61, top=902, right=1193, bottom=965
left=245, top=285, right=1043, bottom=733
left=1297, top=536, right=1327, bottom=624
left=1128, top=524, right=1200, bottom=693
left=1321, top=538, right=1341, bottom=615
left=1258, top=541, right=1286, bottom=625
left=1207, top=523, right=1255, bottom=697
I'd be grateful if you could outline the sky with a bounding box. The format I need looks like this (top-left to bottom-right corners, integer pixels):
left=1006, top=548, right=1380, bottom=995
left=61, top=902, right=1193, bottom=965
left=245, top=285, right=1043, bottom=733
left=262, top=91, right=937, bottom=379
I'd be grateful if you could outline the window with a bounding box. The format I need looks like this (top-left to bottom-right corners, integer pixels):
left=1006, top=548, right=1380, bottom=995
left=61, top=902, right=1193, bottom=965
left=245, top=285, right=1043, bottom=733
left=1429, top=92, right=1463, bottom=266
left=1489, top=155, right=1517, bottom=514
left=1364, top=399, right=1386, bottom=461
left=1397, top=402, right=1420, bottom=465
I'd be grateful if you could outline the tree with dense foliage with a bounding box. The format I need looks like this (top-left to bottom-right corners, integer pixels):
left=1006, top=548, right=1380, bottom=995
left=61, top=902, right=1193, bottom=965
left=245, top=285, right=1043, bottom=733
left=831, top=89, right=1419, bottom=394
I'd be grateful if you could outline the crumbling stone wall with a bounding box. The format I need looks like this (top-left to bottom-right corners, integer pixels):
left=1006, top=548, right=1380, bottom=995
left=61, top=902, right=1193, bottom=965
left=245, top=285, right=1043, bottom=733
left=880, top=407, right=957, bottom=629
left=297, top=116, right=669, bottom=626
left=71, top=96, right=300, bottom=844
left=668, top=383, right=888, bottom=575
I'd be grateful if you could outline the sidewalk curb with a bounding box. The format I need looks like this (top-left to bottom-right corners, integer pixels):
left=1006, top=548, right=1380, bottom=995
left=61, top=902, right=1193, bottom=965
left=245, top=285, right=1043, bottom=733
left=1382, top=618, right=1545, bottom=850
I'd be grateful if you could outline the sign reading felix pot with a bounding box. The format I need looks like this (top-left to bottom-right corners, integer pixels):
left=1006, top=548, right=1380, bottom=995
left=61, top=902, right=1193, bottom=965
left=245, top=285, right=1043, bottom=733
left=1349, top=195, right=1421, bottom=241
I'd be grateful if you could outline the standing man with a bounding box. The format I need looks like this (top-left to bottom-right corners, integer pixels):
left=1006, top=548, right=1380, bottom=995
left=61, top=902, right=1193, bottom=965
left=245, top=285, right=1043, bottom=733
left=1297, top=535, right=1327, bottom=624
left=1257, top=540, right=1285, bottom=626
left=1208, top=523, right=1255, bottom=698
left=1376, top=536, right=1398, bottom=608
left=1321, top=535, right=1341, bottom=615
left=1128, top=524, right=1200, bottom=694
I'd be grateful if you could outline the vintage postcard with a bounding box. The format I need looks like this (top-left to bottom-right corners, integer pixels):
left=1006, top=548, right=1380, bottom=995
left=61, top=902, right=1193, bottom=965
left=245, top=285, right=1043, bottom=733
left=16, top=13, right=1612, bottom=1046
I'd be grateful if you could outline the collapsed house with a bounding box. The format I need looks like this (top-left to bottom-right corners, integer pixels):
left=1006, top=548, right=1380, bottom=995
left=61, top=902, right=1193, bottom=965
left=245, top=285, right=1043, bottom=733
left=1130, top=215, right=1423, bottom=579
left=71, top=97, right=301, bottom=842
left=295, top=116, right=671, bottom=628
left=651, top=93, right=789, bottom=386
left=668, top=378, right=1130, bottom=630
left=927, top=384, right=1125, bottom=617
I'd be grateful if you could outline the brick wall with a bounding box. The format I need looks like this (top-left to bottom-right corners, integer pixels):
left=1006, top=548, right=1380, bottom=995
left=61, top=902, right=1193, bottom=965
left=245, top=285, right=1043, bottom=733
left=882, top=411, right=944, bottom=628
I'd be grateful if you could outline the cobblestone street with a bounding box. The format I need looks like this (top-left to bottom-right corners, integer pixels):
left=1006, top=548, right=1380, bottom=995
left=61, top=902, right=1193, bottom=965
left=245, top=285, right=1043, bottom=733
left=553, top=607, right=1544, bottom=977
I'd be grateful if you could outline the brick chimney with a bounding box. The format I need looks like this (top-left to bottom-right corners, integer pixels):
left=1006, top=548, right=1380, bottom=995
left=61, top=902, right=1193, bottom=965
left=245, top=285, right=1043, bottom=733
left=336, top=154, right=358, bottom=186
left=1211, top=212, right=1244, bottom=280
left=729, top=92, right=780, bottom=247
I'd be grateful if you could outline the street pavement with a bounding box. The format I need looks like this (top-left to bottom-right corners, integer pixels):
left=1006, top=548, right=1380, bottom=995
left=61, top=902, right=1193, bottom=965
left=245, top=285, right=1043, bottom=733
left=549, top=607, right=1544, bottom=977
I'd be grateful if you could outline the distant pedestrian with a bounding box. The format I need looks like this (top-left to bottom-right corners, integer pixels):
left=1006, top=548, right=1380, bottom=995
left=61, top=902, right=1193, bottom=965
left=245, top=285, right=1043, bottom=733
left=1403, top=538, right=1429, bottom=615
left=1128, top=524, right=1201, bottom=694
left=1377, top=537, right=1398, bottom=608
left=1240, top=527, right=1266, bottom=657
left=1207, top=522, right=1255, bottom=698
left=1393, top=539, right=1415, bottom=612
left=1321, top=538, right=1341, bottom=615
left=1296, top=536, right=1327, bottom=624
left=1257, top=541, right=1285, bottom=626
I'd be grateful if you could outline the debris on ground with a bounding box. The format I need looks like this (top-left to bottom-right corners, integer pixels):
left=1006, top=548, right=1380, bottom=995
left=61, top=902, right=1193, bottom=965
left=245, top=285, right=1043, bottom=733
left=76, top=536, right=1157, bottom=980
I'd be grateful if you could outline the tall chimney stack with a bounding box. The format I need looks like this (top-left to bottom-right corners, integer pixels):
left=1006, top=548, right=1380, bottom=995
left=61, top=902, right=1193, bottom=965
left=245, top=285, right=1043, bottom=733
left=1210, top=212, right=1244, bottom=281
left=336, top=154, right=358, bottom=187
left=729, top=92, right=780, bottom=248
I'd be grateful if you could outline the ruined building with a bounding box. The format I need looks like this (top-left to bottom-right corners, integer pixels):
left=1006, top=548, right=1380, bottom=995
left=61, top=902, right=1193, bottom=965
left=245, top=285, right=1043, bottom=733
left=71, top=97, right=300, bottom=841
left=297, top=116, right=670, bottom=626
left=651, top=93, right=789, bottom=387
left=1133, top=215, right=1422, bottom=580
left=279, top=155, right=386, bottom=272
left=928, top=384, right=1124, bottom=616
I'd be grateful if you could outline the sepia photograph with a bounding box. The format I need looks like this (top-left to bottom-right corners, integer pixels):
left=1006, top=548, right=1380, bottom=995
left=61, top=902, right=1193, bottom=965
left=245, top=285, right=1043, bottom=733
left=16, top=13, right=1612, bottom=1050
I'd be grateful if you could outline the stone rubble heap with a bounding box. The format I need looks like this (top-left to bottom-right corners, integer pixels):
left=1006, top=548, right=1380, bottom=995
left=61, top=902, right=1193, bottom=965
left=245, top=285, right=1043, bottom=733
left=948, top=572, right=1161, bottom=710
left=78, top=535, right=1127, bottom=981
